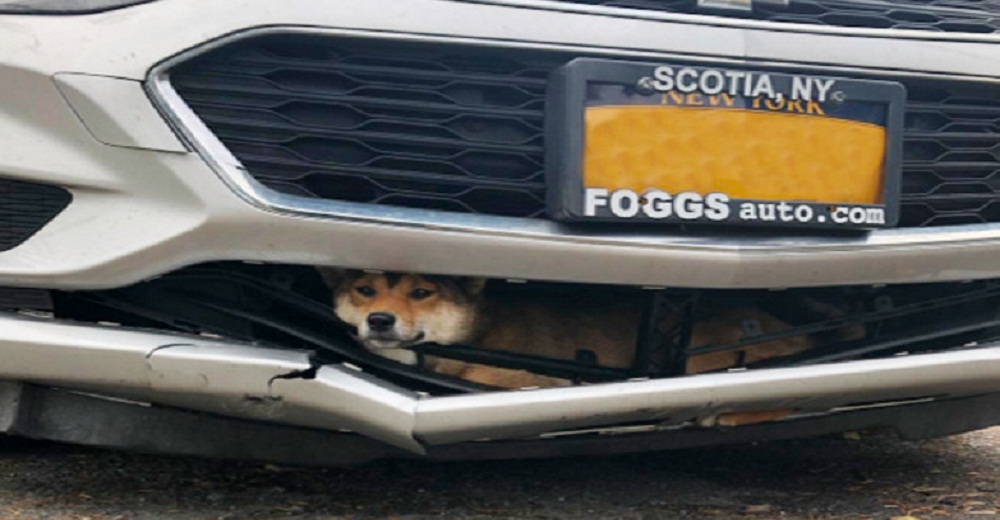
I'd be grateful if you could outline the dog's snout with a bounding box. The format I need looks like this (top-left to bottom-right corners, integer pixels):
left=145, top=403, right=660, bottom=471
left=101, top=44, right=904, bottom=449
left=367, top=312, right=396, bottom=332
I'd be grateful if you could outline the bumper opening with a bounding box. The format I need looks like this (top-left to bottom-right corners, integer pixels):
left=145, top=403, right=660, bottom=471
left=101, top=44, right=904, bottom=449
left=16, top=262, right=1000, bottom=396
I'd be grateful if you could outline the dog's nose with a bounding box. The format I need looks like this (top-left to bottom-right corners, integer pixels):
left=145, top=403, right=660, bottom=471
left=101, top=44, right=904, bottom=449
left=366, top=312, right=396, bottom=332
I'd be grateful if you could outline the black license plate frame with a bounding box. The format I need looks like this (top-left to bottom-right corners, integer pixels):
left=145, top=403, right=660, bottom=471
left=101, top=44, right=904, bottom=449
left=545, top=58, right=906, bottom=230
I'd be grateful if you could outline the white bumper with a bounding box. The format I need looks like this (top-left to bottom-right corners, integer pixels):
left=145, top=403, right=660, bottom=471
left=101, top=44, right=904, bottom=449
left=0, top=0, right=998, bottom=289
left=1, top=312, right=998, bottom=452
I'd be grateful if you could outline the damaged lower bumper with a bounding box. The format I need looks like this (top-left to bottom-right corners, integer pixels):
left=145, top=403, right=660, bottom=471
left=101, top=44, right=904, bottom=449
left=1, top=312, right=998, bottom=455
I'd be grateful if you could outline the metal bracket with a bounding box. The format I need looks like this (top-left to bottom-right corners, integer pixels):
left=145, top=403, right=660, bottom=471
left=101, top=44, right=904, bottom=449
left=634, top=291, right=697, bottom=378
left=741, top=319, right=764, bottom=339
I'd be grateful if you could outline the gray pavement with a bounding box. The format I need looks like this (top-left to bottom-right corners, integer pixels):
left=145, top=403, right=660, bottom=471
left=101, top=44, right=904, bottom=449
left=0, top=428, right=996, bottom=519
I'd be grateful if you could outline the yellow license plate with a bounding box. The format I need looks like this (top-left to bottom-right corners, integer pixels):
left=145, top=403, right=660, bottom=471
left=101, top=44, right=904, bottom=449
left=548, top=59, right=905, bottom=229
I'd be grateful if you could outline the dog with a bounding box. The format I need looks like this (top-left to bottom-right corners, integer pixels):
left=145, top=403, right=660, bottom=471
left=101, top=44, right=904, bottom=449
left=320, top=269, right=857, bottom=391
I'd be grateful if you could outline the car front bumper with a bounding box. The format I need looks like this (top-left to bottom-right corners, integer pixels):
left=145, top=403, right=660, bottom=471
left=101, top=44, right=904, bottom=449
left=0, top=0, right=999, bottom=461
left=1, top=312, right=998, bottom=455
left=0, top=0, right=999, bottom=289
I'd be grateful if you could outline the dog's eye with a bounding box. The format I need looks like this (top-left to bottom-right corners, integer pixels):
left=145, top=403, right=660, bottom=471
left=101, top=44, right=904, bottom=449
left=355, top=285, right=376, bottom=297
left=410, top=288, right=434, bottom=300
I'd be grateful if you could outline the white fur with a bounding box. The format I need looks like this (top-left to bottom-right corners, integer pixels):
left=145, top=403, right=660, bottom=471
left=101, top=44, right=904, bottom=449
left=376, top=348, right=418, bottom=365
left=416, top=301, right=477, bottom=346
left=334, top=292, right=363, bottom=330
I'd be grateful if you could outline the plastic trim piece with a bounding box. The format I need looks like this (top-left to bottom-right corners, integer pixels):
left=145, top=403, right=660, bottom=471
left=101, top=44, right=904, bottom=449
left=3, top=384, right=998, bottom=465
left=54, top=73, right=187, bottom=153
left=449, top=0, right=1000, bottom=43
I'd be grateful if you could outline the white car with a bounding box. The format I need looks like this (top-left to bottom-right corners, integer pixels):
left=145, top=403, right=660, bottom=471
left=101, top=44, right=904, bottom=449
left=0, top=0, right=998, bottom=465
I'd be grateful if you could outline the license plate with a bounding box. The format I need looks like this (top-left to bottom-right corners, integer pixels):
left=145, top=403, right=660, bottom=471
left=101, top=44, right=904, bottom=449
left=546, top=59, right=905, bottom=229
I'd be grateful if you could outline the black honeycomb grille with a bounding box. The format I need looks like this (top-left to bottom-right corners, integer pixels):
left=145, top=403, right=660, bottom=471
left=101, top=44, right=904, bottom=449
left=170, top=36, right=549, bottom=218
left=901, top=80, right=1000, bottom=227
left=169, top=35, right=1000, bottom=228
left=551, top=0, right=1000, bottom=34
left=0, top=178, right=71, bottom=252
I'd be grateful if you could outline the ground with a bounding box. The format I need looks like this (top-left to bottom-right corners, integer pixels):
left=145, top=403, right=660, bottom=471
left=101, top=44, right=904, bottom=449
left=0, top=427, right=996, bottom=519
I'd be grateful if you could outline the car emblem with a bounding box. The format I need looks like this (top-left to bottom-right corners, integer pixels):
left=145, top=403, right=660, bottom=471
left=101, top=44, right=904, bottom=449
left=697, top=0, right=789, bottom=12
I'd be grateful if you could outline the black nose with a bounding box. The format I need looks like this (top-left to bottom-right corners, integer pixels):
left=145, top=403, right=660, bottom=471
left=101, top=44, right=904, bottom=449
left=366, top=312, right=396, bottom=332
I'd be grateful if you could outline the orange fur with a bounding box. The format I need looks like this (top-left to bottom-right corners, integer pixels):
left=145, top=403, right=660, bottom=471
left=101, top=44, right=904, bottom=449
left=323, top=270, right=831, bottom=393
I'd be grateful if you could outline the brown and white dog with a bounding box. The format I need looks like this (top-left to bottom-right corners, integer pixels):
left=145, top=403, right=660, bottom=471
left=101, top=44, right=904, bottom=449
left=321, top=269, right=850, bottom=390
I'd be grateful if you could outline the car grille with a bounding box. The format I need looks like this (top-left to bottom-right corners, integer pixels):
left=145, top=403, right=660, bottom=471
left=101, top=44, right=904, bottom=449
left=171, top=37, right=549, bottom=218
left=169, top=35, right=1000, bottom=228
left=548, top=0, right=1000, bottom=34
left=0, top=178, right=71, bottom=252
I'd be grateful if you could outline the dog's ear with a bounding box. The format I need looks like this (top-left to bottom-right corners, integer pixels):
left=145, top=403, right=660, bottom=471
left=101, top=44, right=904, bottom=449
left=316, top=266, right=351, bottom=289
left=463, top=277, right=487, bottom=296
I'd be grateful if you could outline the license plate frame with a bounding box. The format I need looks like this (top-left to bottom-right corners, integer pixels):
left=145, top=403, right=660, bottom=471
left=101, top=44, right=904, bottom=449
left=546, top=58, right=906, bottom=230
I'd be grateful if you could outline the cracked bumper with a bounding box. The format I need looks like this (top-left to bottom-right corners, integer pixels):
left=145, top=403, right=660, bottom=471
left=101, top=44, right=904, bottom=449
left=2, top=313, right=998, bottom=453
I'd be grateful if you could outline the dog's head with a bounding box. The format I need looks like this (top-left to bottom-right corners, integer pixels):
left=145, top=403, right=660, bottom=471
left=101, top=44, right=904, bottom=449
left=320, top=268, right=486, bottom=351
